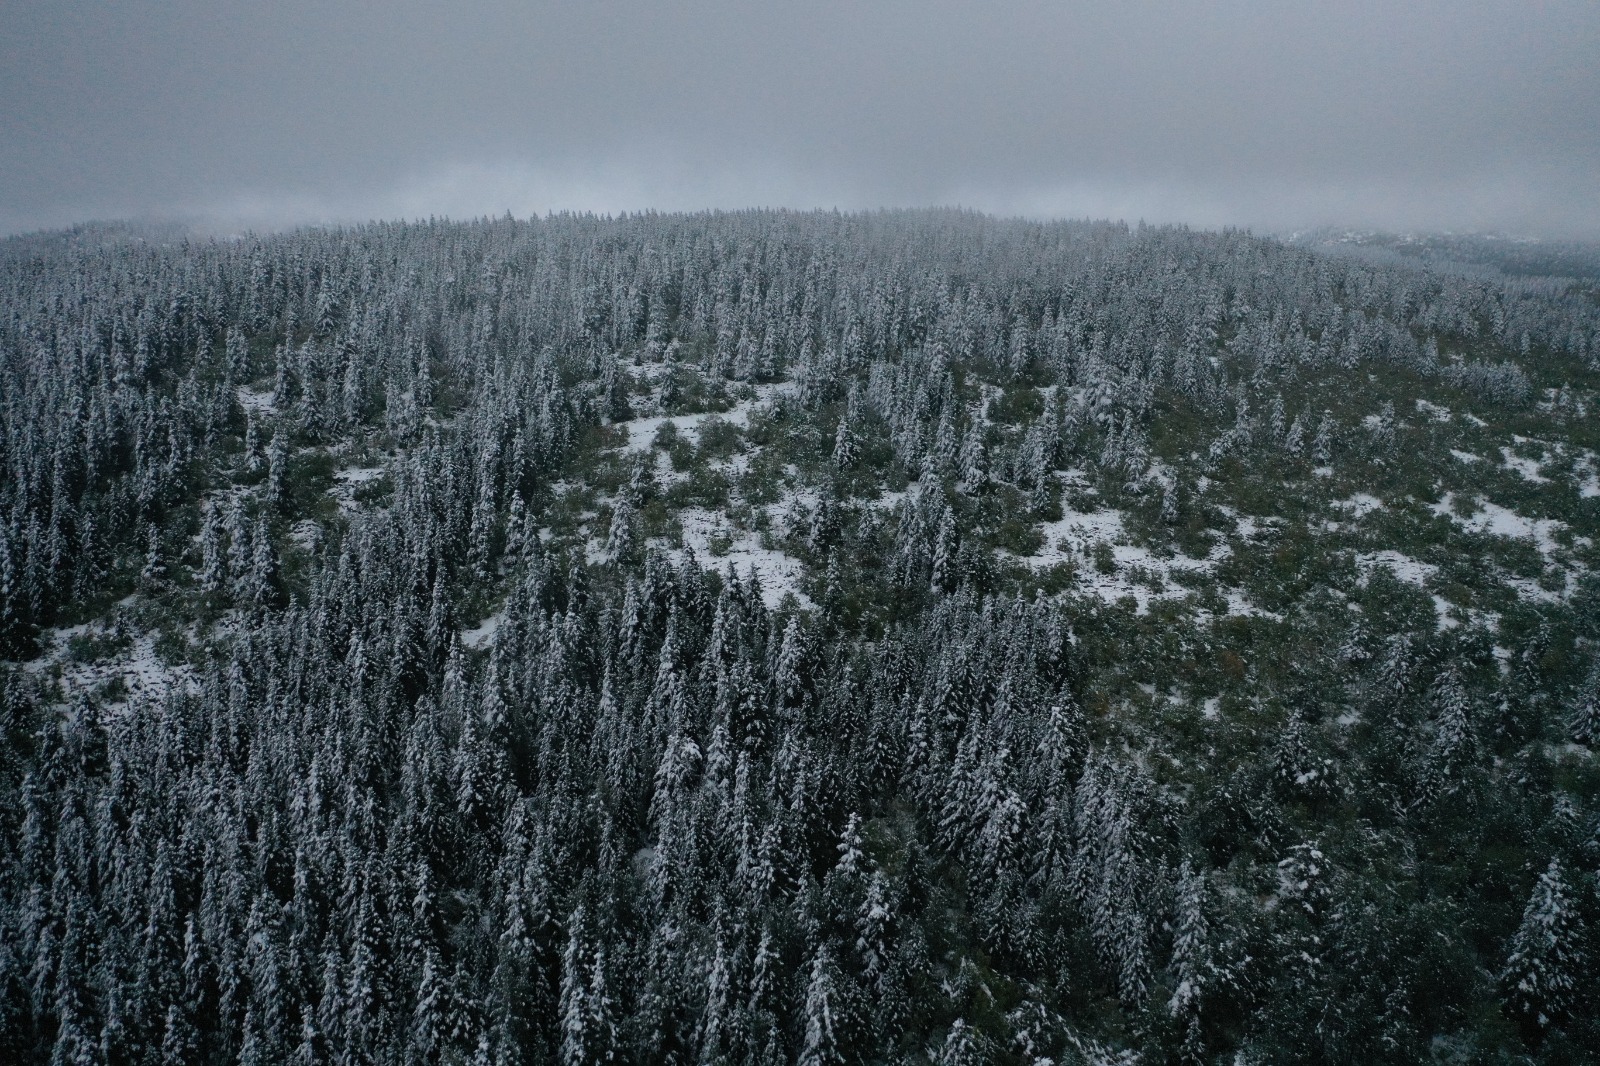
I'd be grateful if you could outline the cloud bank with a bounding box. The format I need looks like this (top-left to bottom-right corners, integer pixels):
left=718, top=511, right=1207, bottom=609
left=3, top=1, right=1597, bottom=236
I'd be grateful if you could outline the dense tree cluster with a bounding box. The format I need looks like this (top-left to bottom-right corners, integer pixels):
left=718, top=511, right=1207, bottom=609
left=2, top=211, right=1599, bottom=1063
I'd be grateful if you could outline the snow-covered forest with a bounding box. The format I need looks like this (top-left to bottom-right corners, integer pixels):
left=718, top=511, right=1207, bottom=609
left=2, top=209, right=1599, bottom=1063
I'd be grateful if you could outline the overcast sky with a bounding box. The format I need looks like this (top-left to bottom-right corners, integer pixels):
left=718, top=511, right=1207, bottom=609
left=3, top=0, right=1598, bottom=237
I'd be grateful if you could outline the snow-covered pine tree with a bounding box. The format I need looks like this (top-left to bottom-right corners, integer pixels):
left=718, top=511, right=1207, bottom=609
left=1568, top=652, right=1599, bottom=745
left=1501, top=859, right=1585, bottom=1036
left=798, top=946, right=841, bottom=1066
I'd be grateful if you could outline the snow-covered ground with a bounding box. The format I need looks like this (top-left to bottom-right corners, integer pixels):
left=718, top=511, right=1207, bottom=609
left=1027, top=504, right=1128, bottom=565
left=1429, top=493, right=1572, bottom=558
left=613, top=381, right=796, bottom=452
left=237, top=385, right=276, bottom=415
left=667, top=506, right=812, bottom=608
left=1332, top=492, right=1383, bottom=518
left=1500, top=448, right=1549, bottom=484
left=620, top=411, right=727, bottom=452
left=1423, top=492, right=1589, bottom=604
left=27, top=619, right=195, bottom=713
left=335, top=465, right=387, bottom=484
left=1009, top=488, right=1264, bottom=616
left=1355, top=550, right=1462, bottom=629
left=1573, top=452, right=1600, bottom=498
left=329, top=464, right=387, bottom=513
left=461, top=610, right=505, bottom=649
left=1357, top=548, right=1437, bottom=587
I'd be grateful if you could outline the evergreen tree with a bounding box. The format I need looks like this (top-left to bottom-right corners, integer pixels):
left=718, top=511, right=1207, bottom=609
left=1568, top=653, right=1599, bottom=745
left=1501, top=860, right=1585, bottom=1037
left=798, top=947, right=841, bottom=1066
left=1168, top=862, right=1211, bottom=1061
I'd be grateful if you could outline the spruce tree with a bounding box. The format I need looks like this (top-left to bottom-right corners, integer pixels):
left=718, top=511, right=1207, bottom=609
left=1502, top=859, right=1585, bottom=1036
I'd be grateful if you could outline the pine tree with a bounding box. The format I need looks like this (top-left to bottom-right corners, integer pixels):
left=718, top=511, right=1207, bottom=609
left=1168, top=862, right=1211, bottom=1062
left=936, top=1019, right=985, bottom=1065
left=798, top=947, right=841, bottom=1066
left=249, top=517, right=278, bottom=608
left=1269, top=395, right=1287, bottom=442
left=227, top=325, right=251, bottom=381
left=410, top=948, right=447, bottom=1065
left=931, top=506, right=958, bottom=592
left=1419, top=665, right=1476, bottom=803
left=1273, top=711, right=1334, bottom=803
left=560, top=911, right=590, bottom=1066
left=1501, top=859, right=1585, bottom=1035
left=200, top=502, right=227, bottom=593
left=772, top=618, right=807, bottom=716
left=832, top=411, right=859, bottom=471
left=140, top=523, right=166, bottom=590
left=1312, top=411, right=1334, bottom=463
left=1377, top=633, right=1415, bottom=697
left=606, top=498, right=635, bottom=562
left=1568, top=653, right=1599, bottom=745
left=265, top=429, right=287, bottom=510
left=856, top=872, right=893, bottom=992
left=835, top=813, right=865, bottom=880
left=1369, top=400, right=1396, bottom=454
left=225, top=501, right=253, bottom=598
left=957, top=420, right=986, bottom=495
left=698, top=936, right=732, bottom=1063
left=1283, top=414, right=1305, bottom=456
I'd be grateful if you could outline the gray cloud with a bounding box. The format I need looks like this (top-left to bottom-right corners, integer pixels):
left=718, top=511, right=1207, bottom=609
left=3, top=0, right=1598, bottom=236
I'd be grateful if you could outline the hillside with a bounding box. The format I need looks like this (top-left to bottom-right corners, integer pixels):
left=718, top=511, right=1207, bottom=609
left=3, top=210, right=1600, bottom=1064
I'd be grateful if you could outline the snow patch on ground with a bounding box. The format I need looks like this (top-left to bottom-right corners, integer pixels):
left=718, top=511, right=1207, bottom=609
left=1449, top=449, right=1482, bottom=464
left=1500, top=448, right=1549, bottom=484
left=1010, top=500, right=1262, bottom=616
left=1415, top=399, right=1453, bottom=422
left=27, top=622, right=195, bottom=713
left=289, top=519, right=323, bottom=551
left=1357, top=549, right=1437, bottom=586
left=866, top=486, right=915, bottom=513
left=1333, top=493, right=1383, bottom=518
left=1355, top=551, right=1461, bottom=628
left=669, top=507, right=812, bottom=609
left=710, top=450, right=754, bottom=478
left=1429, top=493, right=1568, bottom=557
left=461, top=610, right=505, bottom=649
left=237, top=386, right=276, bottom=415
left=621, top=411, right=721, bottom=452
left=1425, top=493, right=1587, bottom=604
left=615, top=382, right=796, bottom=452
left=329, top=464, right=388, bottom=513
left=1573, top=452, right=1600, bottom=498
left=1028, top=504, right=1128, bottom=564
